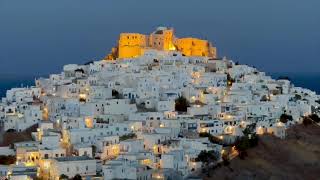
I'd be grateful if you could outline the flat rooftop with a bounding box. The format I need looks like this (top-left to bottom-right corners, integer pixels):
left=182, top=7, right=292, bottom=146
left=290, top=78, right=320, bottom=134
left=55, top=156, right=94, bottom=162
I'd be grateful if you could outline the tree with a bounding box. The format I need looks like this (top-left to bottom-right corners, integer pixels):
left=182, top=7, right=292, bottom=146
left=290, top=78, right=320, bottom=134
left=119, top=133, right=137, bottom=141
left=195, top=150, right=219, bottom=164
left=303, top=117, right=313, bottom=126
left=6, top=129, right=16, bottom=133
left=73, top=174, right=82, bottom=180
left=234, top=134, right=259, bottom=160
left=227, top=73, right=235, bottom=87
left=59, top=174, right=69, bottom=180
left=242, top=123, right=256, bottom=136
left=92, top=145, right=97, bottom=155
left=260, top=95, right=269, bottom=102
left=308, top=114, right=320, bottom=123
left=175, top=96, right=190, bottom=112
left=222, top=151, right=230, bottom=166
left=279, top=114, right=293, bottom=124
left=0, top=155, right=16, bottom=165
left=195, top=150, right=219, bottom=177
left=112, top=89, right=120, bottom=99
left=295, top=94, right=302, bottom=100
left=235, top=137, right=251, bottom=152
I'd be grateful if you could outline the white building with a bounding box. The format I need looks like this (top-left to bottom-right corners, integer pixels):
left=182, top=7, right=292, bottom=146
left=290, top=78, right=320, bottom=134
left=49, top=156, right=96, bottom=179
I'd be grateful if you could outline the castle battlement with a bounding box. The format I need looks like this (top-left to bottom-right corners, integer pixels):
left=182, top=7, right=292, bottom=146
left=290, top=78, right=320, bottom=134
left=106, top=27, right=217, bottom=60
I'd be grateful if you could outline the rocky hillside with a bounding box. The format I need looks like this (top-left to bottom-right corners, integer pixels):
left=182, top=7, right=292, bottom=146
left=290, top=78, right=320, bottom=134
left=0, top=124, right=37, bottom=146
left=203, top=124, right=320, bottom=180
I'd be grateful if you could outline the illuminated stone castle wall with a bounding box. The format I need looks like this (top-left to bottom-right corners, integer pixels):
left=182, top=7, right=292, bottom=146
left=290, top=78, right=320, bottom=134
left=149, top=27, right=176, bottom=51
left=118, top=33, right=147, bottom=59
left=107, top=27, right=217, bottom=60
left=175, top=38, right=217, bottom=57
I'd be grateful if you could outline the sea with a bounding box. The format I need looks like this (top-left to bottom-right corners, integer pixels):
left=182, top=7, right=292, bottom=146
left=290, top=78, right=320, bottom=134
left=271, top=72, right=320, bottom=94
left=0, top=72, right=319, bottom=98
left=0, top=75, right=36, bottom=98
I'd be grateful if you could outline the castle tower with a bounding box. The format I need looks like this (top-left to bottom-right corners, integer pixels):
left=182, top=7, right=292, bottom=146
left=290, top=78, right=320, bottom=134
left=149, top=27, right=176, bottom=51
left=118, top=33, right=147, bottom=59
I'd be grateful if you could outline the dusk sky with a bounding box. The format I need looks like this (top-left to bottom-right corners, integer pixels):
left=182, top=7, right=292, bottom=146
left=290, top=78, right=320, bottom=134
left=0, top=0, right=319, bottom=76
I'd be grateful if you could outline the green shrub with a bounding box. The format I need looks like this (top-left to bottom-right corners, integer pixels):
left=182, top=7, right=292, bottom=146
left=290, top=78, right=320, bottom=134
left=175, top=96, right=190, bottom=112
left=0, top=155, right=16, bottom=165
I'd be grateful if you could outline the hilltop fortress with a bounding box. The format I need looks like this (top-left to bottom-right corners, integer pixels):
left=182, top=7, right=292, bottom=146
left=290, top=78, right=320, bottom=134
left=1, top=28, right=320, bottom=180
left=106, top=27, right=217, bottom=60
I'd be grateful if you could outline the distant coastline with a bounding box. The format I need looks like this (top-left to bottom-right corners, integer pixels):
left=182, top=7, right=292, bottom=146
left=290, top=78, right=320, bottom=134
left=1, top=72, right=319, bottom=98
left=0, top=74, right=36, bottom=98
left=270, top=72, right=320, bottom=94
